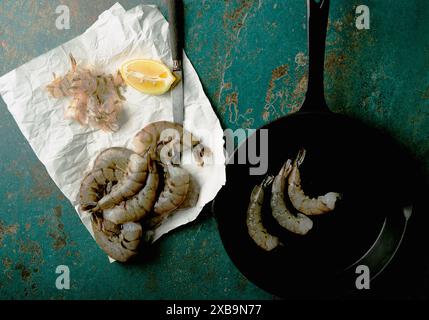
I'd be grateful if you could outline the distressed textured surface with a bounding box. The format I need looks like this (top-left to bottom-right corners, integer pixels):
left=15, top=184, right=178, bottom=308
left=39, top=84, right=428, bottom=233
left=0, top=0, right=428, bottom=299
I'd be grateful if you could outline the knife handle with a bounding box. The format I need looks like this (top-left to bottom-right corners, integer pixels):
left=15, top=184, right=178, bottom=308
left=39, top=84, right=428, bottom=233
left=167, top=0, right=184, bottom=70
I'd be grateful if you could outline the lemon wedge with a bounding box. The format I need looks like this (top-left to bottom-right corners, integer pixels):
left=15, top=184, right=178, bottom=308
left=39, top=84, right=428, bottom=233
left=120, top=59, right=176, bottom=95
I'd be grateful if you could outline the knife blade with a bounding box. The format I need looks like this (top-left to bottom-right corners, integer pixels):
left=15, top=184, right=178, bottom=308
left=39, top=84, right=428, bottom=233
left=167, top=0, right=184, bottom=124
left=171, top=67, right=184, bottom=125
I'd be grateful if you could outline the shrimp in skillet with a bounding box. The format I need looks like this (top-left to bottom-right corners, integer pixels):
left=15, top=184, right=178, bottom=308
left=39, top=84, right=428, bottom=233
left=288, top=149, right=341, bottom=215
left=271, top=160, right=313, bottom=235
left=247, top=176, right=281, bottom=251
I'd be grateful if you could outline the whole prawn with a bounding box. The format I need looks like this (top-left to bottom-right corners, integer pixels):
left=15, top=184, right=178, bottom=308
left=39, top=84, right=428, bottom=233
left=147, top=165, right=190, bottom=227
left=133, top=121, right=208, bottom=166
left=79, top=147, right=134, bottom=211
left=103, top=158, right=159, bottom=225
left=271, top=160, right=313, bottom=235
left=94, top=152, right=150, bottom=211
left=288, top=149, right=341, bottom=215
left=91, top=215, right=142, bottom=262
left=247, top=176, right=281, bottom=251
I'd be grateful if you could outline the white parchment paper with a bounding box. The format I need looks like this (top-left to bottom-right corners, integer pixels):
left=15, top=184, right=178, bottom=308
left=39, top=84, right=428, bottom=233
left=0, top=3, right=226, bottom=258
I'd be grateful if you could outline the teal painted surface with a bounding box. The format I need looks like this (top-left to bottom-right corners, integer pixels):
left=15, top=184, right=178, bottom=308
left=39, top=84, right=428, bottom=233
left=0, top=0, right=427, bottom=299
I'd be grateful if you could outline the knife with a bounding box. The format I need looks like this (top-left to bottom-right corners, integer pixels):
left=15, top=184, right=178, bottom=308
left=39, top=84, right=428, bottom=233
left=167, top=0, right=185, bottom=124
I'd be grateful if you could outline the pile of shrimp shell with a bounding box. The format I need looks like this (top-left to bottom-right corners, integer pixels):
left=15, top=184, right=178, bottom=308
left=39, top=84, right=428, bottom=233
left=246, top=148, right=342, bottom=251
left=79, top=121, right=207, bottom=262
left=46, top=54, right=125, bottom=132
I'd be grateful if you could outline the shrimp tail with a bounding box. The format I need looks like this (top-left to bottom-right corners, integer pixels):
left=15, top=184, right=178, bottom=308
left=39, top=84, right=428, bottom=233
left=261, top=175, right=274, bottom=188
left=280, top=159, right=293, bottom=177
left=295, top=148, right=306, bottom=167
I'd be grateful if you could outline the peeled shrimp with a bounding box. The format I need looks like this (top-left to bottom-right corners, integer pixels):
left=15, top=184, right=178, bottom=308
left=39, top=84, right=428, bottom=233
left=147, top=165, right=190, bottom=227
left=271, top=160, right=313, bottom=235
left=91, top=215, right=142, bottom=262
left=103, top=158, right=159, bottom=225
left=133, top=121, right=208, bottom=166
left=79, top=147, right=134, bottom=211
left=95, top=152, right=150, bottom=211
left=247, top=176, right=281, bottom=251
left=288, top=149, right=341, bottom=215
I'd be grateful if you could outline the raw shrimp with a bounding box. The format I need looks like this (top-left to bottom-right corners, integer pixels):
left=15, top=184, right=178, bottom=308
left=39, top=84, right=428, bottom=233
left=192, top=143, right=212, bottom=167
left=288, top=149, right=341, bottom=215
left=147, top=165, right=190, bottom=227
left=103, top=158, right=159, bottom=225
left=246, top=176, right=281, bottom=251
left=271, top=160, right=313, bottom=235
left=91, top=215, right=142, bottom=262
left=132, top=121, right=208, bottom=166
left=79, top=147, right=134, bottom=211
left=79, top=171, right=104, bottom=211
left=95, top=152, right=150, bottom=211
left=93, top=147, right=133, bottom=174
left=133, top=121, right=195, bottom=155
left=177, top=173, right=200, bottom=210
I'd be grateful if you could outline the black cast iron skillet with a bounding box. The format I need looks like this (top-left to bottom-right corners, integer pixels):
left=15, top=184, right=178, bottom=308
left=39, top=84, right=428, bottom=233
left=213, top=0, right=418, bottom=298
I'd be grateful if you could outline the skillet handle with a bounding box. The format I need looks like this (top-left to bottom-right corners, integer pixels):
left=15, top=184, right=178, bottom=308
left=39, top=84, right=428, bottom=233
left=300, top=0, right=330, bottom=113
